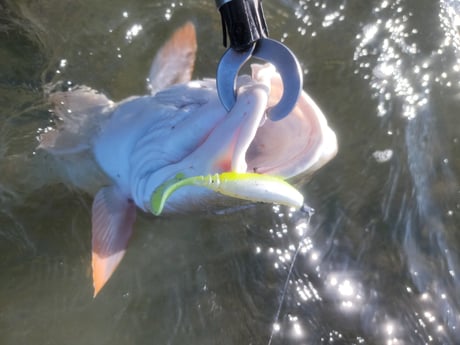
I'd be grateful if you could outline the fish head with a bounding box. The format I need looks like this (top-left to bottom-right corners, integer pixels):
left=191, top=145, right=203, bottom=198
left=137, top=63, right=337, bottom=214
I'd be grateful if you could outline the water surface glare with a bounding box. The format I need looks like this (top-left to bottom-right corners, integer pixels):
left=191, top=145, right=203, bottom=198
left=1, top=0, right=460, bottom=344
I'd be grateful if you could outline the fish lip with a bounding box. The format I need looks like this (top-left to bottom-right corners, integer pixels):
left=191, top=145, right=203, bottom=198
left=229, top=85, right=269, bottom=174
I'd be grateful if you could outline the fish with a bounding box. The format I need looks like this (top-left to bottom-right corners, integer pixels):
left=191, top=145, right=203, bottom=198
left=38, top=22, right=338, bottom=296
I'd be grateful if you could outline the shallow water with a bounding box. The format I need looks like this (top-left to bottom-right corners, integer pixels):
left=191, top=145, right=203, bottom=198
left=1, top=0, right=460, bottom=344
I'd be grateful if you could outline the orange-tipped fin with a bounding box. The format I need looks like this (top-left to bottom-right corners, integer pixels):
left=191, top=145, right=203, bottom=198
left=91, top=186, right=136, bottom=297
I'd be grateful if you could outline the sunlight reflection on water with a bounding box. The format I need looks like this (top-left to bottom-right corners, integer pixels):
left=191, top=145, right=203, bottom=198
left=1, top=0, right=460, bottom=344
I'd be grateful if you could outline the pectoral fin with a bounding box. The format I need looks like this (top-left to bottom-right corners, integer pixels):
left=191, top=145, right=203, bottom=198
left=91, top=186, right=136, bottom=297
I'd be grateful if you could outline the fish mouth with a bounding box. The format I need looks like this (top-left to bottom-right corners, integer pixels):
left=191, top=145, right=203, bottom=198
left=222, top=64, right=338, bottom=180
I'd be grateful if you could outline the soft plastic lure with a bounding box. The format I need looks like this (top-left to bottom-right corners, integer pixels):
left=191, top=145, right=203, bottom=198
left=151, top=172, right=304, bottom=216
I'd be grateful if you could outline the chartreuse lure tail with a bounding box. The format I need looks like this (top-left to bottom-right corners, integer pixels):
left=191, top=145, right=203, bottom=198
left=151, top=172, right=304, bottom=216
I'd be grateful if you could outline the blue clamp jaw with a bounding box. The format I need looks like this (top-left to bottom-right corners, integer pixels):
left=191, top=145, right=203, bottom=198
left=215, top=0, right=303, bottom=121
left=216, top=38, right=303, bottom=121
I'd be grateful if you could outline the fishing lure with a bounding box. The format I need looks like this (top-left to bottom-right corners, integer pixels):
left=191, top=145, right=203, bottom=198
left=151, top=172, right=304, bottom=215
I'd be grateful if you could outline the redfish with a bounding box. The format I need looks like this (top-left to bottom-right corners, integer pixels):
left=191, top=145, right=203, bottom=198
left=39, top=22, right=337, bottom=296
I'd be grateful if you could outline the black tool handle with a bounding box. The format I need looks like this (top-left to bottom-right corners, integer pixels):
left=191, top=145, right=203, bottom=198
left=216, top=0, right=268, bottom=52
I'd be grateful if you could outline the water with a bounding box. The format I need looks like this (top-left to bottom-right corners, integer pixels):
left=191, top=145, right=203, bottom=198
left=1, top=0, right=460, bottom=344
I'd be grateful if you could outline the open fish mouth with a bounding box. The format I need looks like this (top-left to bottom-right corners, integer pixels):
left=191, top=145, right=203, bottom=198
left=222, top=64, right=337, bottom=180
left=245, top=87, right=337, bottom=179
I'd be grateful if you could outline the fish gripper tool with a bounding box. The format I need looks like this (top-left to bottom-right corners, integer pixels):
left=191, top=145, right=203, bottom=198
left=215, top=0, right=303, bottom=121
